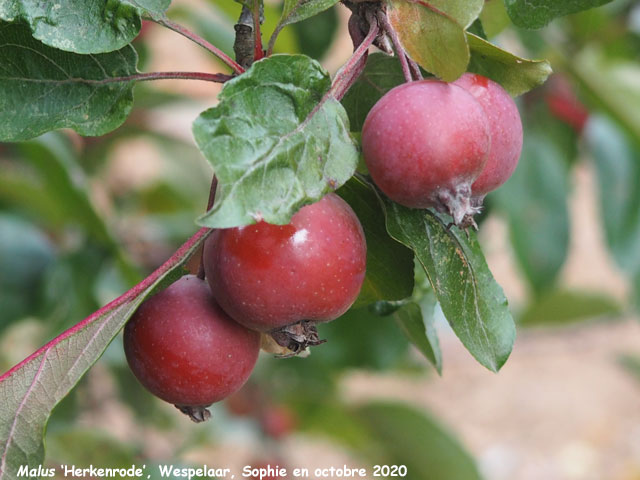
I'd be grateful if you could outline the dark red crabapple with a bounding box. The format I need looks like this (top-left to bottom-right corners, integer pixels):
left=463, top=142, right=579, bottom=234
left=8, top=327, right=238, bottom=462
left=204, top=193, right=366, bottom=352
left=452, top=73, right=523, bottom=200
left=123, top=275, right=261, bottom=422
left=361, top=79, right=490, bottom=226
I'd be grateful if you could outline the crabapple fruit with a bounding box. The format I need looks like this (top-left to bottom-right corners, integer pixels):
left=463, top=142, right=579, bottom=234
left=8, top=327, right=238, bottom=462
left=123, top=275, right=260, bottom=422
left=452, top=73, right=523, bottom=199
left=361, top=79, right=491, bottom=226
left=203, top=193, right=366, bottom=350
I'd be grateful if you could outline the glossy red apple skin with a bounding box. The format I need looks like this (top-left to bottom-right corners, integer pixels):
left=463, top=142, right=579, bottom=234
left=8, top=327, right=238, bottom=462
left=124, top=275, right=260, bottom=407
left=204, top=193, right=366, bottom=332
left=453, top=73, right=523, bottom=197
left=361, top=79, right=490, bottom=224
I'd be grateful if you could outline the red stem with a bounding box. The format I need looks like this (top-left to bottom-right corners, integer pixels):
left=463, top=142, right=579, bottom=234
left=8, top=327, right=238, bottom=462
left=329, top=17, right=379, bottom=101
left=78, top=71, right=233, bottom=86
left=377, top=11, right=412, bottom=83
left=253, top=8, right=264, bottom=61
left=406, top=55, right=424, bottom=81
left=0, top=228, right=210, bottom=383
left=154, top=17, right=245, bottom=75
left=197, top=177, right=218, bottom=280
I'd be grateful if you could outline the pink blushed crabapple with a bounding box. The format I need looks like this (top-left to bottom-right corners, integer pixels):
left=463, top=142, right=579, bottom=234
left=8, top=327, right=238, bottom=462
left=452, top=73, right=523, bottom=202
left=361, top=79, right=491, bottom=227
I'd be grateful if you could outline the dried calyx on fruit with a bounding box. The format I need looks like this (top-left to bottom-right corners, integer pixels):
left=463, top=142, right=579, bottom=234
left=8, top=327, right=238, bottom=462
left=204, top=193, right=367, bottom=355
left=123, top=275, right=261, bottom=422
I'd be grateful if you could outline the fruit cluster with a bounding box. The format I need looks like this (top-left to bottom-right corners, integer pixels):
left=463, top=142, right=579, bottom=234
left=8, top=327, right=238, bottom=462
left=123, top=73, right=522, bottom=421
left=124, top=194, right=367, bottom=421
left=362, top=73, right=523, bottom=227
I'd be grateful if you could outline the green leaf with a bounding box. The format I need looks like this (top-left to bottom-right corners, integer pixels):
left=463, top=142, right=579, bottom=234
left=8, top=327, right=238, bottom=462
left=337, top=177, right=414, bottom=307
left=381, top=199, right=515, bottom=372
left=387, top=0, right=469, bottom=81
left=0, top=22, right=137, bottom=142
left=315, top=308, right=412, bottom=371
left=467, top=33, right=552, bottom=96
left=568, top=46, right=640, bottom=142
left=193, top=54, right=358, bottom=228
left=426, top=0, right=484, bottom=29
left=341, top=53, right=406, bottom=132
left=585, top=116, right=640, bottom=275
left=267, top=0, right=338, bottom=54
left=356, top=402, right=483, bottom=480
left=493, top=132, right=570, bottom=294
left=393, top=300, right=442, bottom=373
left=479, top=0, right=510, bottom=38
left=278, top=0, right=338, bottom=30
left=291, top=7, right=338, bottom=59
left=519, top=289, right=621, bottom=326
left=0, top=0, right=169, bottom=54
left=505, top=0, right=613, bottom=29
left=0, top=229, right=208, bottom=480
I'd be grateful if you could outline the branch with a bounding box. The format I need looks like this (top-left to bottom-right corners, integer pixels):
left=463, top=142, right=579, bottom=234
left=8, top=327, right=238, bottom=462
left=234, top=6, right=255, bottom=69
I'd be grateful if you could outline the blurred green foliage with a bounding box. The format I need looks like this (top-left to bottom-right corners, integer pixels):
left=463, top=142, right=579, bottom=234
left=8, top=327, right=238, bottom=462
left=1, top=1, right=639, bottom=478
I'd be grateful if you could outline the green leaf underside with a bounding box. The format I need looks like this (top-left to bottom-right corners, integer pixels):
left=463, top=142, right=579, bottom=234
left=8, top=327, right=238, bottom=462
left=356, top=403, right=483, bottom=480
left=387, top=0, right=469, bottom=82
left=193, top=54, right=358, bottom=228
left=338, top=178, right=414, bottom=307
left=341, top=53, right=406, bottom=132
left=0, top=22, right=137, bottom=142
left=467, top=33, right=552, bottom=97
left=0, top=0, right=169, bottom=54
left=381, top=200, right=515, bottom=372
left=393, top=301, right=442, bottom=373
left=278, top=0, right=339, bottom=29
left=0, top=230, right=207, bottom=480
left=505, top=0, right=614, bottom=29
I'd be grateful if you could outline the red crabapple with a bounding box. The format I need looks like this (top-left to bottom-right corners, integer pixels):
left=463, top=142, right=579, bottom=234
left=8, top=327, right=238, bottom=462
left=452, top=73, right=523, bottom=200
left=123, top=275, right=260, bottom=422
left=361, top=79, right=490, bottom=226
left=203, top=193, right=366, bottom=352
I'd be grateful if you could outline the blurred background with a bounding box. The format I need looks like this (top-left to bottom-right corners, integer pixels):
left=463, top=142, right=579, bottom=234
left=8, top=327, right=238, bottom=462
left=1, top=1, right=640, bottom=479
